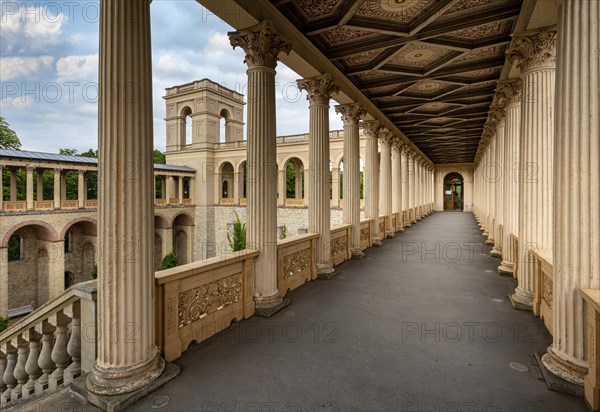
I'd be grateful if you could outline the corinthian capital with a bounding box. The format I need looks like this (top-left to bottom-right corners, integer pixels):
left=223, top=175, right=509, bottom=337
left=506, top=28, right=557, bottom=72
left=335, top=103, right=366, bottom=125
left=362, top=120, right=381, bottom=139
left=297, top=74, right=340, bottom=105
left=378, top=128, right=394, bottom=145
left=228, top=21, right=292, bottom=69
left=495, top=79, right=522, bottom=105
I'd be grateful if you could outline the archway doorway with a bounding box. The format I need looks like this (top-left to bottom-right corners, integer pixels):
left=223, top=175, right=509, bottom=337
left=443, top=173, right=464, bottom=211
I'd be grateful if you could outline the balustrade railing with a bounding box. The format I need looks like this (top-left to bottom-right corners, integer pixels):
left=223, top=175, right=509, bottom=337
left=182, top=198, right=192, bottom=205
left=240, top=198, right=247, bottom=206
left=277, top=233, right=318, bottom=297
left=359, top=219, right=373, bottom=251
left=533, top=249, right=553, bottom=335
left=378, top=216, right=386, bottom=241
left=34, top=201, right=53, bottom=211
left=330, top=225, right=351, bottom=266
left=155, top=250, right=258, bottom=362
left=219, top=198, right=235, bottom=206
left=3, top=201, right=26, bottom=212
left=60, top=200, right=78, bottom=210
left=0, top=281, right=96, bottom=408
left=284, top=199, right=304, bottom=208
left=168, top=198, right=180, bottom=205
left=83, top=200, right=97, bottom=209
left=155, top=198, right=168, bottom=206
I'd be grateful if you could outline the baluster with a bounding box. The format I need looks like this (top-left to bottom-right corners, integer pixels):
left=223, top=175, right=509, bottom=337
left=1, top=343, right=17, bottom=406
left=35, top=320, right=56, bottom=395
left=10, top=335, right=29, bottom=400
left=23, top=328, right=42, bottom=398
left=64, top=301, right=81, bottom=384
left=0, top=349, right=7, bottom=407
left=48, top=311, right=70, bottom=390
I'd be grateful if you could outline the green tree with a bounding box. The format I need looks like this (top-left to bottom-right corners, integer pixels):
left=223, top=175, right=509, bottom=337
left=0, top=117, right=21, bottom=150
left=160, top=253, right=178, bottom=270
left=154, top=149, right=166, bottom=198
left=0, top=316, right=8, bottom=333
left=227, top=212, right=247, bottom=251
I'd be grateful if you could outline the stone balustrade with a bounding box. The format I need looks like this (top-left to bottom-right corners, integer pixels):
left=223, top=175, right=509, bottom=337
left=155, top=199, right=168, bottom=206
left=240, top=198, right=247, bottom=206
left=33, top=201, right=54, bottom=211
left=378, top=215, right=386, bottom=241
left=330, top=224, right=352, bottom=266
left=360, top=219, right=373, bottom=251
left=168, top=198, right=180, bottom=205
left=155, top=250, right=258, bottom=362
left=219, top=198, right=235, bottom=206
left=83, top=200, right=97, bottom=209
left=277, top=233, right=319, bottom=297
left=182, top=198, right=192, bottom=205
left=533, top=249, right=553, bottom=335
left=60, top=200, right=78, bottom=210
left=3, top=202, right=26, bottom=212
left=284, top=199, right=305, bottom=208
left=0, top=280, right=96, bottom=408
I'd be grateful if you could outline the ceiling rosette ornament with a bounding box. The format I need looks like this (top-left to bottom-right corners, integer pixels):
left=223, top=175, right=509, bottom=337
left=229, top=21, right=292, bottom=69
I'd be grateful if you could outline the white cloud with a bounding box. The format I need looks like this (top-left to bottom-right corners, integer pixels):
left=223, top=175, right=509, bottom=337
left=203, top=32, right=231, bottom=57
left=56, top=54, right=98, bottom=80
left=0, top=56, right=55, bottom=80
left=0, top=4, right=65, bottom=52
left=0, top=95, right=33, bottom=108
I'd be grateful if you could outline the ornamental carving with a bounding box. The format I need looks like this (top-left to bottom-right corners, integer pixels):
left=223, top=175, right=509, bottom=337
left=323, top=27, right=371, bottom=44
left=362, top=120, right=381, bottom=138
left=331, top=236, right=348, bottom=260
left=297, top=74, right=340, bottom=105
left=229, top=21, right=292, bottom=69
left=543, top=273, right=553, bottom=307
left=378, top=128, right=394, bottom=145
left=388, top=43, right=451, bottom=67
left=356, top=0, right=435, bottom=24
left=296, top=0, right=341, bottom=18
left=454, top=46, right=498, bottom=63
left=178, top=273, right=242, bottom=327
left=343, top=50, right=383, bottom=66
left=449, top=21, right=508, bottom=40
left=505, top=29, right=557, bottom=72
left=360, top=227, right=370, bottom=244
left=495, top=79, right=522, bottom=105
left=335, top=103, right=367, bottom=125
left=283, top=249, right=311, bottom=279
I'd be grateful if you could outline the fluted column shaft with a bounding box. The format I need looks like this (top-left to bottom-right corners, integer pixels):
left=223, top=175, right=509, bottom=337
left=336, top=104, right=365, bottom=257
left=492, top=116, right=506, bottom=257
left=379, top=132, right=394, bottom=237
left=409, top=155, right=417, bottom=223
left=87, top=0, right=164, bottom=396
left=486, top=134, right=497, bottom=244
left=26, top=167, right=34, bottom=210
left=542, top=1, right=599, bottom=386
left=297, top=75, right=339, bottom=275
left=230, top=21, right=291, bottom=309
left=401, top=150, right=410, bottom=227
left=392, top=143, right=402, bottom=230
left=498, top=80, right=522, bottom=275
left=508, top=28, right=557, bottom=309
left=363, top=121, right=381, bottom=245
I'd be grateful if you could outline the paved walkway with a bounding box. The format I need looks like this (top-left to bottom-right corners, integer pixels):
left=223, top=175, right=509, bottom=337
left=132, top=212, right=586, bottom=412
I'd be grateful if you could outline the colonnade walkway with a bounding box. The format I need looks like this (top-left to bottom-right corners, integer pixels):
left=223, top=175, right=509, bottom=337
left=133, top=212, right=586, bottom=412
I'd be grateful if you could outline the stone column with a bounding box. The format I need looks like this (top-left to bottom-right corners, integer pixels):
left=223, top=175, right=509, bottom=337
left=78, top=170, right=86, bottom=208
left=53, top=169, right=61, bottom=209
left=60, top=172, right=67, bottom=201
left=233, top=171, right=241, bottom=204
left=229, top=21, right=291, bottom=312
left=86, top=0, right=165, bottom=395
left=392, top=142, right=403, bottom=231
left=178, top=176, right=184, bottom=203
left=485, top=131, right=496, bottom=246
left=335, top=103, right=366, bottom=258
left=297, top=74, right=340, bottom=276
left=9, top=169, right=16, bottom=202
left=378, top=129, right=394, bottom=238
left=506, top=28, right=557, bottom=310
left=331, top=167, right=340, bottom=208
left=36, top=170, right=44, bottom=201
left=542, top=0, right=599, bottom=386
left=496, top=79, right=522, bottom=275
left=294, top=166, right=303, bottom=199
left=363, top=120, right=382, bottom=246
left=491, top=108, right=506, bottom=258
left=278, top=169, right=286, bottom=206
left=401, top=149, right=410, bottom=227
left=26, top=167, right=34, bottom=210
left=409, top=153, right=417, bottom=223
left=189, top=178, right=195, bottom=204
left=0, top=247, right=7, bottom=317
left=166, top=175, right=173, bottom=201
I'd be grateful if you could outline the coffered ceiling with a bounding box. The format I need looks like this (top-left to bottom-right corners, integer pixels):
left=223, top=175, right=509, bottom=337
left=270, top=0, right=523, bottom=163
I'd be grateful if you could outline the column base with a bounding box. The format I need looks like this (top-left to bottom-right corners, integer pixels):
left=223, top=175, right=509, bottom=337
left=86, top=349, right=166, bottom=396
left=404, top=223, right=411, bottom=228
left=497, top=261, right=514, bottom=276
left=74, top=361, right=180, bottom=412
left=538, top=348, right=586, bottom=397
left=485, top=237, right=495, bottom=246
left=490, top=249, right=502, bottom=259
left=351, top=250, right=365, bottom=260
left=509, top=291, right=533, bottom=311
left=255, top=297, right=291, bottom=318
left=318, top=269, right=339, bottom=280
left=386, top=231, right=395, bottom=239
left=372, top=239, right=383, bottom=247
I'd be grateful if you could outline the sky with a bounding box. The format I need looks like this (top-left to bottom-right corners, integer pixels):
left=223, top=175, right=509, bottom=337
left=0, top=0, right=343, bottom=153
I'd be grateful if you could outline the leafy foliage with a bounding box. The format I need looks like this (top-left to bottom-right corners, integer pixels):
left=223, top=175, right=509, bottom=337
left=227, top=212, right=247, bottom=252
left=0, top=117, right=21, bottom=150
left=0, top=317, right=8, bottom=333
left=91, top=264, right=97, bottom=279
left=8, top=235, right=21, bottom=261
left=160, top=253, right=178, bottom=270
